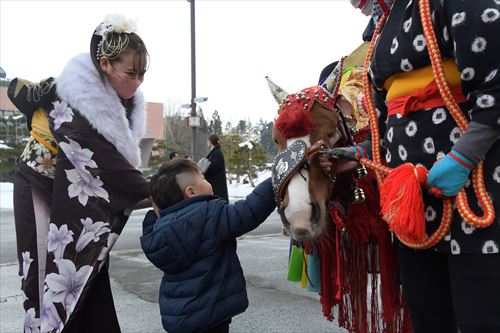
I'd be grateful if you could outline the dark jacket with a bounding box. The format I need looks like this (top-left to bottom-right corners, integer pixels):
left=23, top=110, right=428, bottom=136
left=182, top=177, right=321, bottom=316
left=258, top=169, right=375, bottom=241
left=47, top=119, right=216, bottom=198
left=140, top=178, right=275, bottom=333
left=204, top=146, right=229, bottom=201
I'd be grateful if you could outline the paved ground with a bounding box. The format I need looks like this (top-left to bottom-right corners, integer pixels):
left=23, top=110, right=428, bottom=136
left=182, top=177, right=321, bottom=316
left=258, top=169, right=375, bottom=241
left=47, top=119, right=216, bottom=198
left=0, top=207, right=347, bottom=333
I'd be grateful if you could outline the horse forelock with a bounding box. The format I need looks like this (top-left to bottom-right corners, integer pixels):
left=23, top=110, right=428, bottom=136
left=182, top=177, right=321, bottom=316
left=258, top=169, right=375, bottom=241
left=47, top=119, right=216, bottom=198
left=275, top=104, right=315, bottom=139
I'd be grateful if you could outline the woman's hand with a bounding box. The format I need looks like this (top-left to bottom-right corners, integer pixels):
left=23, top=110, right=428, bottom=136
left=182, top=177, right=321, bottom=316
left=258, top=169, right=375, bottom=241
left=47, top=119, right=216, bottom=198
left=134, top=197, right=153, bottom=210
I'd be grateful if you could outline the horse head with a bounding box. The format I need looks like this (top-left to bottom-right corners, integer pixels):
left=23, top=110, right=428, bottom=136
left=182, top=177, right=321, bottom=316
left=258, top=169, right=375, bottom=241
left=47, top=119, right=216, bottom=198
left=268, top=60, right=358, bottom=240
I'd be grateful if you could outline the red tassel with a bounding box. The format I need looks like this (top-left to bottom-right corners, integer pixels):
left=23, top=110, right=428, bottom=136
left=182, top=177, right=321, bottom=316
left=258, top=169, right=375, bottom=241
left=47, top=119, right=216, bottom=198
left=330, top=209, right=344, bottom=301
left=318, top=229, right=336, bottom=321
left=380, top=163, right=428, bottom=242
left=345, top=173, right=379, bottom=244
left=376, top=221, right=399, bottom=323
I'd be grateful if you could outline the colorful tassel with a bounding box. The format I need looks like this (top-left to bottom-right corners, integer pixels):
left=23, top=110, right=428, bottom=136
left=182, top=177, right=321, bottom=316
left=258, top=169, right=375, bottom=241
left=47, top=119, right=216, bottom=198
left=307, top=252, right=321, bottom=293
left=300, top=254, right=308, bottom=289
left=287, top=245, right=304, bottom=282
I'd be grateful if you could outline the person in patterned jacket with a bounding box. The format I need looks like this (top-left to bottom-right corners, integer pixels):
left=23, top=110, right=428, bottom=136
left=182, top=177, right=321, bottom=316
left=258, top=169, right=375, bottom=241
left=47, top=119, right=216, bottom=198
left=8, top=14, right=151, bottom=332
left=321, top=1, right=500, bottom=332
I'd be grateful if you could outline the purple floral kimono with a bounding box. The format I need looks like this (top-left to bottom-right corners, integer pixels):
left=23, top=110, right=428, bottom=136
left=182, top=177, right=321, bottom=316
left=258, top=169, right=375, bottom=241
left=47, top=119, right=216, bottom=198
left=10, top=53, right=150, bottom=332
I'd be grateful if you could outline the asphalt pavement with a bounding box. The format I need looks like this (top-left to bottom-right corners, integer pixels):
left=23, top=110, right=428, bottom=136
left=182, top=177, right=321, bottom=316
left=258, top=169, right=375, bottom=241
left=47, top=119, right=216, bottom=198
left=0, top=206, right=347, bottom=333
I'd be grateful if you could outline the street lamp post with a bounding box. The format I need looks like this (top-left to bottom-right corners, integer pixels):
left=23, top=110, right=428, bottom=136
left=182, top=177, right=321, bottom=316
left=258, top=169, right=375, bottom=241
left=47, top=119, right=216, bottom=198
left=189, top=0, right=197, bottom=160
left=187, top=0, right=208, bottom=160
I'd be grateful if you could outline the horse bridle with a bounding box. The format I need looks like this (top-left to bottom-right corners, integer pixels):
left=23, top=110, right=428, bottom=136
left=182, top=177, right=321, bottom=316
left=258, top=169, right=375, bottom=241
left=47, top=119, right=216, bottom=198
left=271, top=107, right=354, bottom=215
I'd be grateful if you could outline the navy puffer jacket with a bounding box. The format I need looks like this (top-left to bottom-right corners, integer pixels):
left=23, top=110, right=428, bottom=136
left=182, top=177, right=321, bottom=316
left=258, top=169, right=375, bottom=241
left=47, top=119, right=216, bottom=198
left=140, top=178, right=275, bottom=333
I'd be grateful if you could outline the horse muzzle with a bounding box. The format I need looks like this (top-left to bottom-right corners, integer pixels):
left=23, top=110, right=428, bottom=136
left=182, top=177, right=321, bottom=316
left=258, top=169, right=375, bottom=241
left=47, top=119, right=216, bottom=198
left=278, top=201, right=325, bottom=240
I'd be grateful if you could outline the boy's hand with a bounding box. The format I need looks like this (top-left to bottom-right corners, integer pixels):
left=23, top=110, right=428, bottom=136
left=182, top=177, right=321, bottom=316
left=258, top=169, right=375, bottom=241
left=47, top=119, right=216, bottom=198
left=320, top=145, right=365, bottom=172
left=319, top=153, right=334, bottom=173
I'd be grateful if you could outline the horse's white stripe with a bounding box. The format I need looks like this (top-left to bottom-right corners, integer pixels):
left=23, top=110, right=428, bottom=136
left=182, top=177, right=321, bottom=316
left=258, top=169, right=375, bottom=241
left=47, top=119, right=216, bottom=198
left=284, top=135, right=314, bottom=234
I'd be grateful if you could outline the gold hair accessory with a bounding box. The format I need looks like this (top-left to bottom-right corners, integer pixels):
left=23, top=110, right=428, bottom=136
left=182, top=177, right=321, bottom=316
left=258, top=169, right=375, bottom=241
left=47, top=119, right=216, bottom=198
left=97, top=34, right=130, bottom=60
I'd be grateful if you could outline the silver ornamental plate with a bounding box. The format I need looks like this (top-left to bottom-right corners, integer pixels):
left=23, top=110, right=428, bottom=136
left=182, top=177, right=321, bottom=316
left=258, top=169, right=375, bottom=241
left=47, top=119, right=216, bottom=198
left=272, top=140, right=307, bottom=202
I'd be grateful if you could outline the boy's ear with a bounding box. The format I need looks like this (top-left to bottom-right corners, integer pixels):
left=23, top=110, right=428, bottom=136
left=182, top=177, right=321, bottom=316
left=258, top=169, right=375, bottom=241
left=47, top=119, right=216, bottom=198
left=184, top=185, right=196, bottom=198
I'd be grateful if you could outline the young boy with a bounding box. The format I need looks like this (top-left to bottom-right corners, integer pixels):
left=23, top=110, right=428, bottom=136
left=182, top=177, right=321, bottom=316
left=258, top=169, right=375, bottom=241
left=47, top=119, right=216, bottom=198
left=141, top=159, right=275, bottom=333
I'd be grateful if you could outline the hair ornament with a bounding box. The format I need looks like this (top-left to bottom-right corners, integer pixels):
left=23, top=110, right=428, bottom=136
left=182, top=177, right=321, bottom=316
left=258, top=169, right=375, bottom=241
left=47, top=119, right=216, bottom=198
left=95, top=14, right=137, bottom=60
left=95, top=14, right=137, bottom=37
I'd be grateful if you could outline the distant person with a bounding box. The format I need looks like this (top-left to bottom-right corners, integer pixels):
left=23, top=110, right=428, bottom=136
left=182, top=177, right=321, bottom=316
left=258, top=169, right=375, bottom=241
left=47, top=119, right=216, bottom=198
left=140, top=159, right=275, bottom=333
left=169, top=151, right=180, bottom=160
left=203, top=134, right=229, bottom=201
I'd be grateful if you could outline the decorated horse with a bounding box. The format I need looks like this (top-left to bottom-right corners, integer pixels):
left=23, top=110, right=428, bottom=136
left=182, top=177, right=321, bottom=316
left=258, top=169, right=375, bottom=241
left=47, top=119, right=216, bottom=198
left=267, top=51, right=412, bottom=333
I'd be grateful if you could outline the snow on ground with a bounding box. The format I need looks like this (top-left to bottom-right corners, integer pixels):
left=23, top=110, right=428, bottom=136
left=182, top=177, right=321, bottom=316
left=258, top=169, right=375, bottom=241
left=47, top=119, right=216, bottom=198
left=1, top=182, right=13, bottom=210
left=0, top=170, right=272, bottom=210
left=227, top=170, right=272, bottom=200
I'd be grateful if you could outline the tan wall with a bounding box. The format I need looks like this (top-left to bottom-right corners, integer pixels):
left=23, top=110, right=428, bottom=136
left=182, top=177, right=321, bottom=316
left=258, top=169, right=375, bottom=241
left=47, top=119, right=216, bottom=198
left=145, top=102, right=164, bottom=140
left=0, top=86, right=18, bottom=111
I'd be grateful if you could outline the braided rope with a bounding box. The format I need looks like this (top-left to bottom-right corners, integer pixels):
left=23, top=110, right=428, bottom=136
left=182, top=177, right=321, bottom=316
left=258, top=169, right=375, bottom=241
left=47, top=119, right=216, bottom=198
left=358, top=0, right=495, bottom=249
left=398, top=198, right=454, bottom=249
left=419, top=0, right=495, bottom=228
left=362, top=15, right=387, bottom=187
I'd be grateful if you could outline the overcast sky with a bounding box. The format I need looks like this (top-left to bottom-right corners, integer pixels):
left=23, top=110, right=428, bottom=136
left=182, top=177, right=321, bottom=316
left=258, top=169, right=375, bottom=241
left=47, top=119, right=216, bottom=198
left=0, top=0, right=368, bottom=126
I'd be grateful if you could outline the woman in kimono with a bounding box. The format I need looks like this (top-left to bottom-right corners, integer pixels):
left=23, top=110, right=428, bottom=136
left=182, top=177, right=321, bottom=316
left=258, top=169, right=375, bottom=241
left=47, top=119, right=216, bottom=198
left=203, top=134, right=229, bottom=202
left=321, top=1, right=500, bottom=332
left=9, top=14, right=150, bottom=332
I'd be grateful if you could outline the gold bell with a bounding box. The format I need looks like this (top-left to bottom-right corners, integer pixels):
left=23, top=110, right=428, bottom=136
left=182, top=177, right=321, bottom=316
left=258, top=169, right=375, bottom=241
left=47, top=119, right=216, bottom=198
left=351, top=186, right=366, bottom=204
left=354, top=164, right=369, bottom=179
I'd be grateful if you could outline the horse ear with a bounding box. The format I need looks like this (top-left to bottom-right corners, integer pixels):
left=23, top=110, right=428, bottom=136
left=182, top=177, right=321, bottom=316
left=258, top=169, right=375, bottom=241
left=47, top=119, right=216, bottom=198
left=324, top=58, right=344, bottom=95
left=266, top=76, right=289, bottom=105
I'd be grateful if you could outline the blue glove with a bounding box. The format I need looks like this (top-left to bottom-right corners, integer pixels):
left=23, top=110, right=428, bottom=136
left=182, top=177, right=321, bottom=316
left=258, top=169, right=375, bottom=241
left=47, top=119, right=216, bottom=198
left=427, top=150, right=474, bottom=197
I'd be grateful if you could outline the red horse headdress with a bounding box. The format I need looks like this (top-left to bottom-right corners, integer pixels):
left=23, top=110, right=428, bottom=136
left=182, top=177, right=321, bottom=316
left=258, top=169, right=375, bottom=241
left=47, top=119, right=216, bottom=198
left=267, top=59, right=344, bottom=139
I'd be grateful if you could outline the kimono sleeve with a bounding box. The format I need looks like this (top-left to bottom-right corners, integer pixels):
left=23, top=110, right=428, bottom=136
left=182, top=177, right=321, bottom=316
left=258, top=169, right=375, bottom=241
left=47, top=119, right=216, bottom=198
left=50, top=110, right=149, bottom=214
left=444, top=0, right=500, bottom=127
left=7, top=77, right=56, bottom=130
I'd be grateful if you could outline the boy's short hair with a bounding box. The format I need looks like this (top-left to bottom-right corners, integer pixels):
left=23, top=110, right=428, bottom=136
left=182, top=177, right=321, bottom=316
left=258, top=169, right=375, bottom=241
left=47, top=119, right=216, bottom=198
left=150, top=158, right=200, bottom=209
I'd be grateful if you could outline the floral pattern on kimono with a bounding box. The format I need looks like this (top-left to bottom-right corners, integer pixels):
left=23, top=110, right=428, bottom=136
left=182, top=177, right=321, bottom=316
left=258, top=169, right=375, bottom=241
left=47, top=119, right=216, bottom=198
left=13, top=53, right=149, bottom=333
left=20, top=133, right=57, bottom=179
